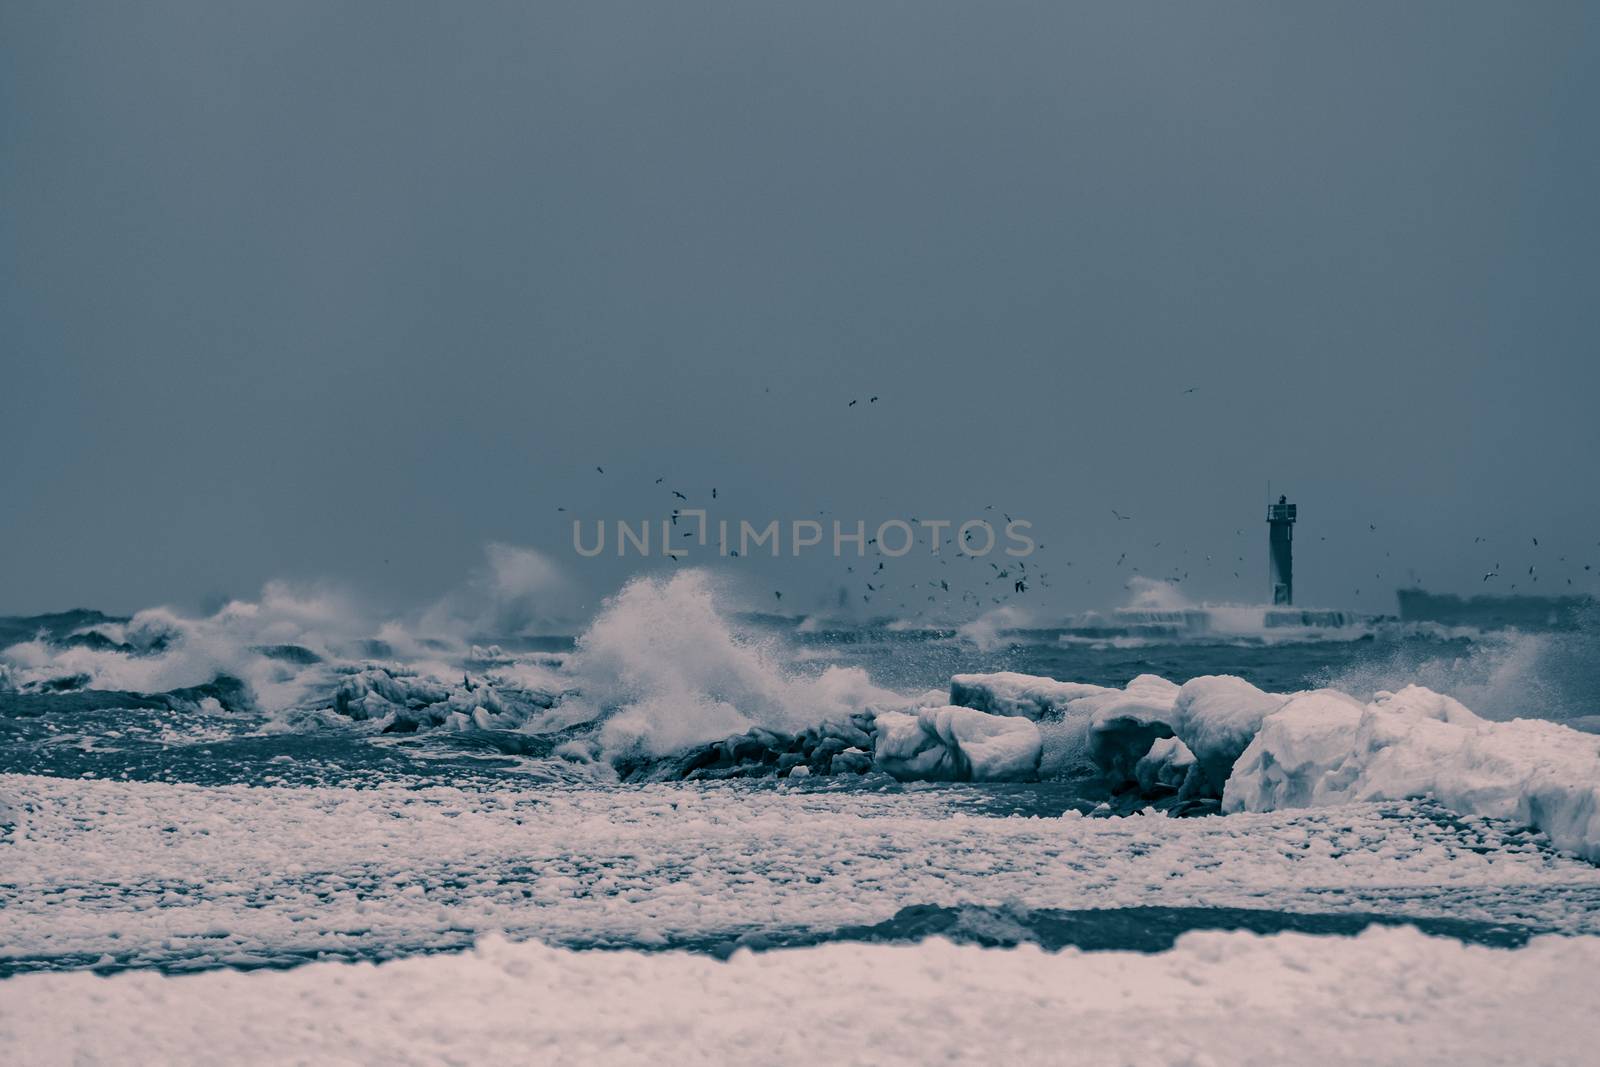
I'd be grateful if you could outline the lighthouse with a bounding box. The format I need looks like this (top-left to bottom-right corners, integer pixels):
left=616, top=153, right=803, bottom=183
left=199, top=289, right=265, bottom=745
left=1267, top=495, right=1297, bottom=605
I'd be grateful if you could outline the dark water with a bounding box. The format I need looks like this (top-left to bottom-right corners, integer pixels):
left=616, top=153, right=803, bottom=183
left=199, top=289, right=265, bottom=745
left=692, top=903, right=1543, bottom=958
left=20, top=905, right=1537, bottom=979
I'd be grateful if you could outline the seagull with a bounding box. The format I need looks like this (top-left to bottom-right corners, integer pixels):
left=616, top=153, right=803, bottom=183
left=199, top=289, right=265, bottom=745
left=869, top=396, right=879, bottom=403
left=711, top=488, right=717, bottom=499
left=774, top=591, right=782, bottom=601
left=1111, top=509, right=1132, bottom=521
left=1181, top=387, right=1197, bottom=395
left=672, top=490, right=687, bottom=501
left=848, top=399, right=857, bottom=407
left=655, top=477, right=664, bottom=484
left=595, top=466, right=604, bottom=474
left=1483, top=571, right=1497, bottom=582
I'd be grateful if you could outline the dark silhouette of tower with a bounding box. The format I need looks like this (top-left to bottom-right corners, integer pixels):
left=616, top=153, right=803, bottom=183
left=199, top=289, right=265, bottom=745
left=1267, top=495, right=1297, bottom=605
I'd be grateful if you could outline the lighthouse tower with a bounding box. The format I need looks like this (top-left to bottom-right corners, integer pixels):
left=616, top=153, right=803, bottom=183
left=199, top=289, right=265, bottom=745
left=1267, top=495, right=1297, bottom=605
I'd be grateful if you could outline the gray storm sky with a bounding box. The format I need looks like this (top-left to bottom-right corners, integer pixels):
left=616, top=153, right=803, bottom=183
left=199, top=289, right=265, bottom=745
left=3, top=1, right=1597, bottom=622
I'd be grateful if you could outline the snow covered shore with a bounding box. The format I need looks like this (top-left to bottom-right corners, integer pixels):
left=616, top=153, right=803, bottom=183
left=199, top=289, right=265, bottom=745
left=4, top=928, right=1598, bottom=1066
left=6, top=773, right=1600, bottom=976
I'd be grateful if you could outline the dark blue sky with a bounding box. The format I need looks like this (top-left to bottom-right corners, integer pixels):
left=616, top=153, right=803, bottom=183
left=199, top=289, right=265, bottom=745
left=4, top=2, right=1597, bottom=619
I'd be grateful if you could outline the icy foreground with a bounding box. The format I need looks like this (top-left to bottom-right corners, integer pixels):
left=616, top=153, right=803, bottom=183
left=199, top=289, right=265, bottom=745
left=7, top=773, right=1600, bottom=975
left=4, top=929, right=1599, bottom=1067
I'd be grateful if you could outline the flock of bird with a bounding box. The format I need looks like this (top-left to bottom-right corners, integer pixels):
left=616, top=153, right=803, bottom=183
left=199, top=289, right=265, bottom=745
left=566, top=390, right=1595, bottom=616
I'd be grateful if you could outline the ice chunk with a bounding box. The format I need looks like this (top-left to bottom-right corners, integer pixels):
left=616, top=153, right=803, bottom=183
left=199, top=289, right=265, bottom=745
left=1168, top=675, right=1292, bottom=794
left=948, top=671, right=1114, bottom=721
left=873, top=706, right=1042, bottom=782
left=1082, top=675, right=1181, bottom=782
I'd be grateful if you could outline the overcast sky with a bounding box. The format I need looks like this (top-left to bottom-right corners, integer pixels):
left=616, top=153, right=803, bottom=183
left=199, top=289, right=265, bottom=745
left=3, top=1, right=1597, bottom=621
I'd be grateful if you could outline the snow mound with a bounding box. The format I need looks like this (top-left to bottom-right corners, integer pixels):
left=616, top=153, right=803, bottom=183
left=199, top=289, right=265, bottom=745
left=1226, top=684, right=1600, bottom=861
left=873, top=706, right=1042, bottom=782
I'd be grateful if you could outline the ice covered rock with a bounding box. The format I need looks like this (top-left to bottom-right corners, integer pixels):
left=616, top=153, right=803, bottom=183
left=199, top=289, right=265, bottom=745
left=952, top=672, right=1181, bottom=784
left=831, top=749, right=873, bottom=774
left=1168, top=675, right=1291, bottom=795
left=331, top=668, right=558, bottom=732
left=613, top=714, right=889, bottom=782
left=333, top=670, right=448, bottom=723
left=949, top=672, right=1113, bottom=721
left=1225, top=684, right=1600, bottom=862
left=1135, top=736, right=1196, bottom=795
left=873, top=706, right=1042, bottom=782
left=1082, top=674, right=1180, bottom=783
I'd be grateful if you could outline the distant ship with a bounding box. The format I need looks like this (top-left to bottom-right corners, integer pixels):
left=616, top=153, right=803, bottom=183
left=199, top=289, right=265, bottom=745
left=1396, top=588, right=1593, bottom=631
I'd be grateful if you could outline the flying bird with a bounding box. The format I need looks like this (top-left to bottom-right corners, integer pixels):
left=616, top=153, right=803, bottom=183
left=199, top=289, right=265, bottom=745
left=672, top=490, right=687, bottom=501
left=1111, top=510, right=1132, bottom=521
left=848, top=399, right=858, bottom=407
left=595, top=466, right=604, bottom=474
